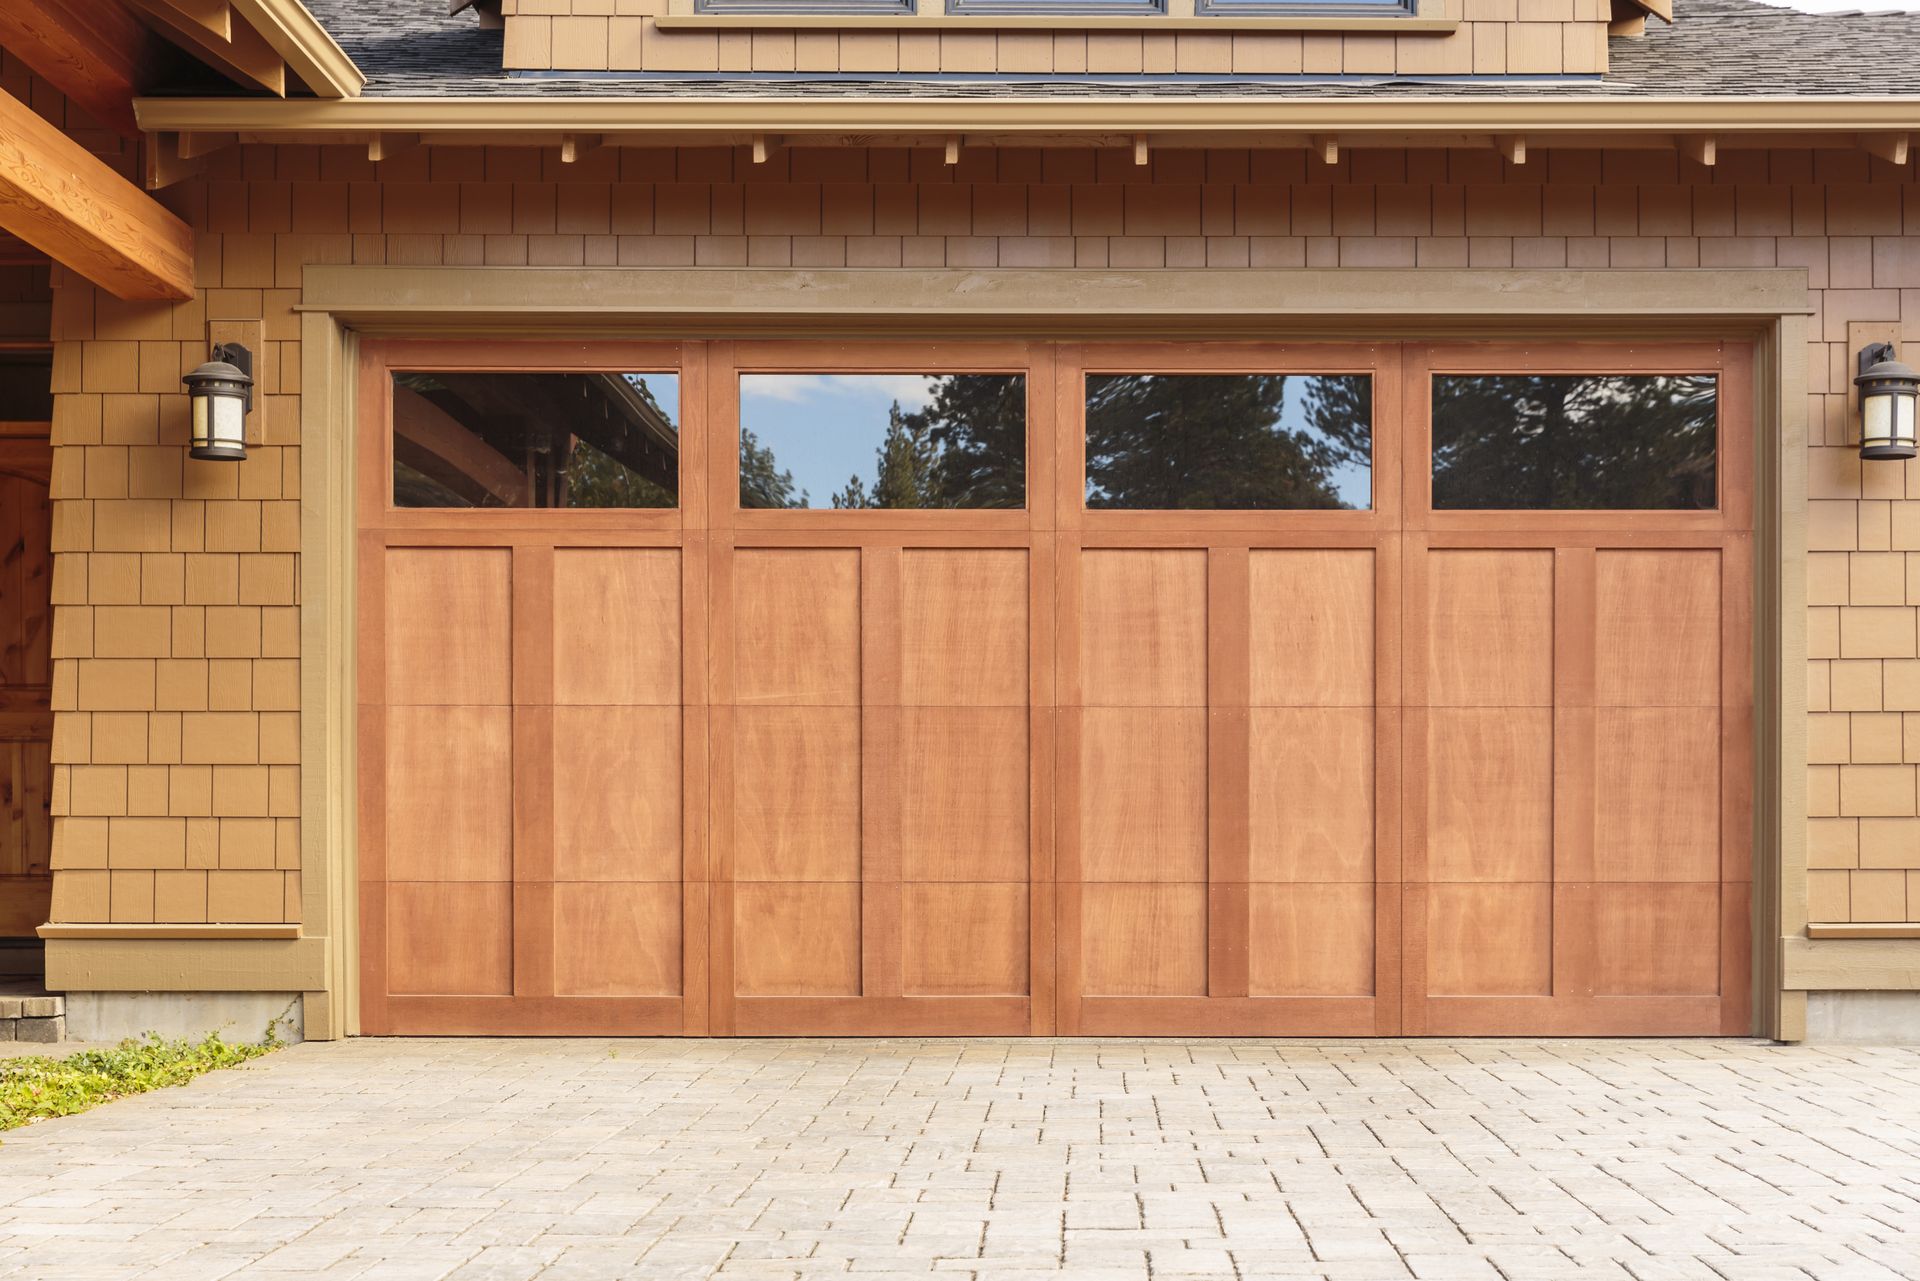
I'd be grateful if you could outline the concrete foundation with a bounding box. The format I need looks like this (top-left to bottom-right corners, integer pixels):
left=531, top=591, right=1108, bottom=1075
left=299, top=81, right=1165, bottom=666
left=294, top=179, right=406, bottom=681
left=63, top=992, right=303, bottom=1046
left=1805, top=991, right=1920, bottom=1044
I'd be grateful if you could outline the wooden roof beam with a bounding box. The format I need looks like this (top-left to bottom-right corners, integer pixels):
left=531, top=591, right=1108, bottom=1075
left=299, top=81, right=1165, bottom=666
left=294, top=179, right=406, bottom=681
left=225, top=0, right=364, bottom=98
left=0, top=84, right=194, bottom=301
left=120, top=0, right=288, bottom=96
left=0, top=0, right=156, bottom=137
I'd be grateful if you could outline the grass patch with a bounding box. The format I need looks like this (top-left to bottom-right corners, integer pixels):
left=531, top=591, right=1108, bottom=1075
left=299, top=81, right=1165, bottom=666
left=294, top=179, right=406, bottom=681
left=1, top=1032, right=280, bottom=1132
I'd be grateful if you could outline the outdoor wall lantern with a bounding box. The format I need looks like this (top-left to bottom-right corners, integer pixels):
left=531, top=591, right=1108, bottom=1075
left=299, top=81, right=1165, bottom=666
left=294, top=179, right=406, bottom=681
left=1855, top=342, right=1920, bottom=461
left=182, top=342, right=254, bottom=462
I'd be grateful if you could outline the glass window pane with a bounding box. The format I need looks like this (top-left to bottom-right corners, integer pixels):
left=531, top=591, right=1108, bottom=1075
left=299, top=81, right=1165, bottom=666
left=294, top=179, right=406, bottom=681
left=1084, top=373, right=1372, bottom=510
left=391, top=372, right=679, bottom=509
left=738, top=373, right=1026, bottom=510
left=1431, top=373, right=1717, bottom=511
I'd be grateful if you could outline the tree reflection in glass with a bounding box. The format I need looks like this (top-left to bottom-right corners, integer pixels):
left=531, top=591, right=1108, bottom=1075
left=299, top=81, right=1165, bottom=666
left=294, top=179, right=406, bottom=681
left=1431, top=373, right=1717, bottom=510
left=1083, top=373, right=1372, bottom=510
left=738, top=373, right=1025, bottom=510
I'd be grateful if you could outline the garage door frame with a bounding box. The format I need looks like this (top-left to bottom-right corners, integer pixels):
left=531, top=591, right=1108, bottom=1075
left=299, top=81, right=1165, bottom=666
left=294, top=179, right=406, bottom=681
left=286, top=265, right=1812, bottom=1041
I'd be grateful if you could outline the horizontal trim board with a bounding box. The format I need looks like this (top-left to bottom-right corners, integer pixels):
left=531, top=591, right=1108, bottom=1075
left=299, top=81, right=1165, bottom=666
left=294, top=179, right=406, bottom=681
left=137, top=94, right=1920, bottom=137
left=299, top=267, right=1814, bottom=329
left=38, top=923, right=302, bottom=940
left=653, top=12, right=1454, bottom=27
left=1807, top=923, right=1920, bottom=940
left=45, top=937, right=328, bottom=992
left=1782, top=937, right=1920, bottom=990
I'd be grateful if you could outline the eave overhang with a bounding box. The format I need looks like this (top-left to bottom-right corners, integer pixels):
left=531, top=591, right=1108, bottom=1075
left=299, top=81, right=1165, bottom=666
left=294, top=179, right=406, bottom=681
left=135, top=93, right=1920, bottom=142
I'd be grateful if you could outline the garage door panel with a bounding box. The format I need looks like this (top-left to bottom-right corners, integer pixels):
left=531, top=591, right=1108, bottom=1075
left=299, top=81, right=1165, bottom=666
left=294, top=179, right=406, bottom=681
left=1248, top=706, right=1373, bottom=883
left=1595, top=550, right=1720, bottom=708
left=1080, top=550, right=1207, bottom=707
left=1594, top=707, right=1720, bottom=883
left=1424, top=550, right=1554, bottom=708
left=384, top=704, right=514, bottom=884
left=900, top=706, right=1028, bottom=882
left=553, top=882, right=683, bottom=997
left=1590, top=883, right=1722, bottom=996
left=389, top=881, right=514, bottom=996
left=734, top=881, right=862, bottom=997
left=1247, top=883, right=1375, bottom=997
left=1426, top=708, right=1554, bottom=884
left=733, top=706, right=861, bottom=882
left=384, top=547, right=512, bottom=707
left=1248, top=549, right=1374, bottom=707
left=733, top=548, right=861, bottom=706
left=1423, top=882, right=1553, bottom=997
left=553, top=548, right=681, bottom=706
left=1081, top=883, right=1207, bottom=997
left=1079, top=707, right=1207, bottom=883
left=551, top=706, right=683, bottom=882
left=901, top=549, right=1028, bottom=706
left=903, top=883, right=1029, bottom=996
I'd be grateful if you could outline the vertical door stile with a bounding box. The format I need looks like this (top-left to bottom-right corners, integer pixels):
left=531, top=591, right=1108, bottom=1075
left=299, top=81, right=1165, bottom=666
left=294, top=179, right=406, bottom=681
left=705, top=340, right=738, bottom=1037
left=1551, top=545, right=1600, bottom=1012
left=681, top=340, right=713, bottom=1035
left=1029, top=344, right=1060, bottom=1035
left=1398, top=346, right=1432, bottom=1036
left=511, top=543, right=557, bottom=1002
left=860, top=545, right=905, bottom=1002
left=1207, top=546, right=1252, bottom=1000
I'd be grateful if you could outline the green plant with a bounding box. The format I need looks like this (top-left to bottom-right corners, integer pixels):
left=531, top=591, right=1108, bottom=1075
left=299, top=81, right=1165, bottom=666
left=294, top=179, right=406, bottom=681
left=0, top=1028, right=281, bottom=1133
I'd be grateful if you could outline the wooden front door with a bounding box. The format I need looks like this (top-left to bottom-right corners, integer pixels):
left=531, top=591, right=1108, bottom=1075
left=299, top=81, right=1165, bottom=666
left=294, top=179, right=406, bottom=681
left=356, top=337, right=1752, bottom=1038
left=0, top=425, right=52, bottom=939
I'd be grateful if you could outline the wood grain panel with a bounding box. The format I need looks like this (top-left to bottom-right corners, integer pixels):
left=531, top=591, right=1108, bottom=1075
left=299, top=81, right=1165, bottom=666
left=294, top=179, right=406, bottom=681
left=732, top=706, right=861, bottom=882
left=1426, top=708, right=1554, bottom=884
left=388, top=882, right=514, bottom=996
left=551, top=705, right=682, bottom=883
left=1593, top=708, right=1720, bottom=883
left=734, top=548, right=860, bottom=706
left=1425, top=549, right=1554, bottom=707
left=1248, top=707, right=1373, bottom=883
left=901, top=549, right=1027, bottom=706
left=1247, top=883, right=1374, bottom=997
left=899, top=706, right=1028, bottom=883
left=553, top=882, right=682, bottom=997
left=384, top=705, right=514, bottom=884
left=553, top=548, right=681, bottom=705
left=1595, top=550, right=1720, bottom=707
left=1080, top=549, right=1207, bottom=706
left=1079, top=707, right=1207, bottom=882
left=1591, top=883, right=1722, bottom=996
left=1248, top=549, right=1374, bottom=706
left=1080, top=883, right=1207, bottom=997
left=733, top=881, right=861, bottom=997
left=1424, top=883, right=1552, bottom=996
left=385, top=547, right=512, bottom=706
left=902, top=883, right=1029, bottom=996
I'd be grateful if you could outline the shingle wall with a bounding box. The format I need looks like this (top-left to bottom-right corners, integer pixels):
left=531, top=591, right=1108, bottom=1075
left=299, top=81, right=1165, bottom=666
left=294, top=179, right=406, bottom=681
left=33, top=136, right=1920, bottom=927
left=495, top=0, right=1613, bottom=76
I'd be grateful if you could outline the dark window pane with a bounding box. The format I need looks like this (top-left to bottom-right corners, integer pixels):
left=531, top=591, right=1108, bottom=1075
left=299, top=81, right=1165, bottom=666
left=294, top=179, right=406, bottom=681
left=0, top=352, right=53, bottom=422
left=391, top=372, right=679, bottom=509
left=1084, top=373, right=1371, bottom=510
left=738, top=373, right=1025, bottom=510
left=1431, top=373, right=1717, bottom=510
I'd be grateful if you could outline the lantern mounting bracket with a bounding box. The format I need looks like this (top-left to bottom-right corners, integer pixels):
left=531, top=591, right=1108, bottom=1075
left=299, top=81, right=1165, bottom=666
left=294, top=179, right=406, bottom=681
left=211, top=341, right=255, bottom=412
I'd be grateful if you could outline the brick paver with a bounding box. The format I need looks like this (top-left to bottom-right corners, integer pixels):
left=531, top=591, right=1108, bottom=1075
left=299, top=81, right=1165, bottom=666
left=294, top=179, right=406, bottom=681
left=1, top=1038, right=1917, bottom=1279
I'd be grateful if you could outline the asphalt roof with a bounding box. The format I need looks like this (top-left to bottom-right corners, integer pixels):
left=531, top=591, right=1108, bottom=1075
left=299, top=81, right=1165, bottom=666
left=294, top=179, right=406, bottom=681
left=297, top=0, right=1920, bottom=97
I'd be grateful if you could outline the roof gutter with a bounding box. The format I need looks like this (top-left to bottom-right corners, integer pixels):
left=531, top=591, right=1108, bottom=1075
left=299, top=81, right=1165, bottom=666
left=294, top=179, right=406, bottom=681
left=134, top=93, right=1920, bottom=136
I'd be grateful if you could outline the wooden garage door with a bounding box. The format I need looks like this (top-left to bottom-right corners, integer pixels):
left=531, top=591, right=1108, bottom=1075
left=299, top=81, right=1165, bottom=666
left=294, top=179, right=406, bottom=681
left=357, top=337, right=1750, bottom=1037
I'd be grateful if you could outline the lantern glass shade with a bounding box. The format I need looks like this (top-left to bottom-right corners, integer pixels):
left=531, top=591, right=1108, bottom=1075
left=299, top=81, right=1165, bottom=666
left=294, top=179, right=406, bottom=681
left=1855, top=346, right=1920, bottom=461
left=182, top=357, right=251, bottom=462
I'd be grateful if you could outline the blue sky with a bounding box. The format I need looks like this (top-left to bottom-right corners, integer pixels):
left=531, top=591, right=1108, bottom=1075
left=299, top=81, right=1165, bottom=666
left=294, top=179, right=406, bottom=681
left=740, top=374, right=963, bottom=507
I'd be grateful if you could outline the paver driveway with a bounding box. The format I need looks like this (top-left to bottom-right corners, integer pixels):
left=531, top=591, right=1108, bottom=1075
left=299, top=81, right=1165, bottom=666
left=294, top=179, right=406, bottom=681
left=1, top=1038, right=1918, bottom=1280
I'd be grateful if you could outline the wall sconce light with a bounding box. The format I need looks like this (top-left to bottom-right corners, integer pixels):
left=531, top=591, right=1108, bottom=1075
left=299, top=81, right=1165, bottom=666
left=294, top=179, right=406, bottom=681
left=181, top=342, right=254, bottom=462
left=1854, top=342, right=1919, bottom=461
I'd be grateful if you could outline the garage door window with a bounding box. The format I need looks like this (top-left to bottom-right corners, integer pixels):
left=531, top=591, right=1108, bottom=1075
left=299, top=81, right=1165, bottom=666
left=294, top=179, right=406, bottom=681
left=391, top=371, right=680, bottom=509
left=1431, top=373, right=1717, bottom=511
left=738, top=372, right=1026, bottom=509
left=1083, top=373, right=1372, bottom=510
